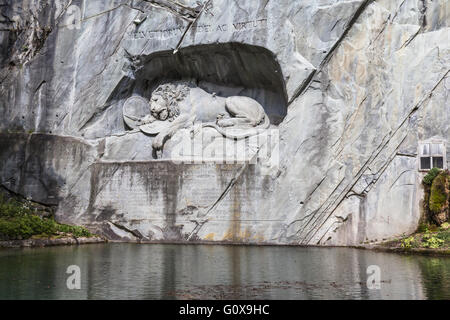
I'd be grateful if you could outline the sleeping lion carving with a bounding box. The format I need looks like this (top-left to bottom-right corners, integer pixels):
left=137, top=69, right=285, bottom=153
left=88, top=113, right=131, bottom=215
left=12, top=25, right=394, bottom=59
left=123, top=82, right=271, bottom=151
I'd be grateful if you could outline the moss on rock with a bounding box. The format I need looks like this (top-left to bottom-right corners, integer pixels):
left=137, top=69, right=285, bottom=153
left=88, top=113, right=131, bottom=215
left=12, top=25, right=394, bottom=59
left=429, top=170, right=449, bottom=224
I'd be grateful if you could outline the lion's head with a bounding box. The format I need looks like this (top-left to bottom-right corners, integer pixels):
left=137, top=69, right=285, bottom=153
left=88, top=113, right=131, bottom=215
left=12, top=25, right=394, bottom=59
left=149, top=83, right=189, bottom=122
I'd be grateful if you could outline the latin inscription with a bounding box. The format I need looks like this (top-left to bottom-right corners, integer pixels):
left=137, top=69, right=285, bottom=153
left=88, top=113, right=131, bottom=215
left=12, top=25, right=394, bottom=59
left=126, top=18, right=267, bottom=40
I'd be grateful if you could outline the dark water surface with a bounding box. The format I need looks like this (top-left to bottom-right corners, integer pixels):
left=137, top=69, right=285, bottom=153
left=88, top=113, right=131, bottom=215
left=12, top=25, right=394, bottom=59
left=0, top=244, right=448, bottom=299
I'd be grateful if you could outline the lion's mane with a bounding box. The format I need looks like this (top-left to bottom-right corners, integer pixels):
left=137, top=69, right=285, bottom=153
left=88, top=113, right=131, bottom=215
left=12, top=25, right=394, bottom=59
left=152, top=82, right=191, bottom=121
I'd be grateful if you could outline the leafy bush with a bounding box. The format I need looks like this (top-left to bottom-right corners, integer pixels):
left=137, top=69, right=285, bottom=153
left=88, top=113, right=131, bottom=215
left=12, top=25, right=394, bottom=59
left=422, top=234, right=444, bottom=249
left=0, top=195, right=92, bottom=240
left=0, top=195, right=29, bottom=218
left=423, top=168, right=441, bottom=186
left=57, top=224, right=92, bottom=237
left=436, top=229, right=450, bottom=243
left=401, top=236, right=417, bottom=248
left=0, top=215, right=56, bottom=239
left=422, top=231, right=445, bottom=248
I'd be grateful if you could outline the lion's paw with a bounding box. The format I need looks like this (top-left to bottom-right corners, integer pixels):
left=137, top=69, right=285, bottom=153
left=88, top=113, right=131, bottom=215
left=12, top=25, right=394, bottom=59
left=152, top=136, right=164, bottom=150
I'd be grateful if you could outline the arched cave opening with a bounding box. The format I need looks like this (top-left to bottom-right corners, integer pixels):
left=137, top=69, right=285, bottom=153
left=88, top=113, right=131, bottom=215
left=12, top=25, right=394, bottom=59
left=128, top=42, right=288, bottom=125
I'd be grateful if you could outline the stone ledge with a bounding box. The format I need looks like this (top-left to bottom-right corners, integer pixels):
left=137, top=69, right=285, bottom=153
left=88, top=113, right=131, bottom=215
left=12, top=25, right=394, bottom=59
left=0, top=237, right=106, bottom=248
left=353, top=245, right=450, bottom=257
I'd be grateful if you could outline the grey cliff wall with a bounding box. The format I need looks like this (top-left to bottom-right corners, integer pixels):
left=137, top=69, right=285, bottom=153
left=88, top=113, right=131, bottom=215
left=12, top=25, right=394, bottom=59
left=0, top=0, right=448, bottom=245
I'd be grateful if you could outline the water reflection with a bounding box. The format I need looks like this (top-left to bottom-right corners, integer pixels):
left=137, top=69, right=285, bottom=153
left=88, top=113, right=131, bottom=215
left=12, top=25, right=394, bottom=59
left=0, top=244, right=448, bottom=300
left=417, top=257, right=450, bottom=300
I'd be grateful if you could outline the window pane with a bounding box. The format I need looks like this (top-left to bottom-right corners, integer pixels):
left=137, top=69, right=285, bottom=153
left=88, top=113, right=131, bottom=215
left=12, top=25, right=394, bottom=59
left=422, top=144, right=430, bottom=156
left=433, top=157, right=444, bottom=169
left=420, top=157, right=431, bottom=170
left=431, top=144, right=443, bottom=155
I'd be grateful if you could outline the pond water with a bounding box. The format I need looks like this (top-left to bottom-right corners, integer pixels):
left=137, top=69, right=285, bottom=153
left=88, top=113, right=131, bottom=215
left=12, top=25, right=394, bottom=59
left=0, top=244, right=448, bottom=300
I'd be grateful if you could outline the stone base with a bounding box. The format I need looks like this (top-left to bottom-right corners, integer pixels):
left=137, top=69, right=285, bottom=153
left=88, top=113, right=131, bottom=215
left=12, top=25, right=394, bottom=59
left=59, top=161, right=279, bottom=243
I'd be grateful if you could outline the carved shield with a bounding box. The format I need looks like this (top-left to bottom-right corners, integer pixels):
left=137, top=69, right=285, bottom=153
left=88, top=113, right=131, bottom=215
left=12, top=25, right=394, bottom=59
left=122, top=96, right=150, bottom=129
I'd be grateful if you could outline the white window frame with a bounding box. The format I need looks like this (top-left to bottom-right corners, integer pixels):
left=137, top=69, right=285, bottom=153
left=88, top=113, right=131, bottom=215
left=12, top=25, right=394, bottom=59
left=418, top=139, right=447, bottom=172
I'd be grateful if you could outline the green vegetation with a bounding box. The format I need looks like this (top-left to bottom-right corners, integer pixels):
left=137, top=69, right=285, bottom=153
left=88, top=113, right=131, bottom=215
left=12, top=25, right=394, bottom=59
left=423, top=168, right=441, bottom=186
left=421, top=168, right=449, bottom=226
left=0, top=195, right=92, bottom=241
left=395, top=223, right=450, bottom=251
left=417, top=222, right=433, bottom=233
left=401, top=236, right=417, bottom=249
left=436, top=223, right=450, bottom=243
left=422, top=233, right=444, bottom=249
left=429, top=170, right=449, bottom=214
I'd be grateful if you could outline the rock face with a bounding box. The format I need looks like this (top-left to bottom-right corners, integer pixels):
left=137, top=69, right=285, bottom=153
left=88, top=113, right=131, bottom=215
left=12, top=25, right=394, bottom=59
left=0, top=0, right=448, bottom=245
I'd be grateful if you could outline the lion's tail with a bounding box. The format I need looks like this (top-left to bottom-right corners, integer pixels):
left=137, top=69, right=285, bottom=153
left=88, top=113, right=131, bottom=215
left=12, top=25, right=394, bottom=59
left=202, top=116, right=271, bottom=140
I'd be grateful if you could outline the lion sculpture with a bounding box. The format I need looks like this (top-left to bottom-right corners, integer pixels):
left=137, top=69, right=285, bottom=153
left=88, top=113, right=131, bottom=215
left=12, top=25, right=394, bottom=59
left=123, top=82, right=270, bottom=151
